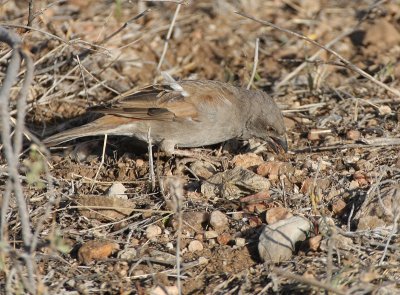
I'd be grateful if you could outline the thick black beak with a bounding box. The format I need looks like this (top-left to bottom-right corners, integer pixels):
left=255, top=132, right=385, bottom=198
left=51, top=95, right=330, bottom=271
left=271, top=135, right=288, bottom=153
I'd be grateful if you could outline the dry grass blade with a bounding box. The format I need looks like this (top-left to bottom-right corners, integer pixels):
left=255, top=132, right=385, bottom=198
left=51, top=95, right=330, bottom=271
left=156, top=3, right=182, bottom=72
left=247, top=38, right=259, bottom=90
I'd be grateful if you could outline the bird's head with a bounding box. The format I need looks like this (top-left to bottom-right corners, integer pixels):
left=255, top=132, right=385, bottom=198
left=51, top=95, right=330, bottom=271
left=245, top=91, right=288, bottom=153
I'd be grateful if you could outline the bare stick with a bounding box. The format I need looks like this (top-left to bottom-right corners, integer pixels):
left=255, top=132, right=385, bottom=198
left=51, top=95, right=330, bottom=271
left=165, top=178, right=184, bottom=295
left=147, top=128, right=156, bottom=191
left=31, top=0, right=67, bottom=24
left=156, top=3, right=182, bottom=72
left=14, top=50, right=34, bottom=157
left=247, top=38, right=259, bottom=90
left=347, top=203, right=355, bottom=231
left=100, top=9, right=151, bottom=45
left=27, top=0, right=35, bottom=27
left=76, top=55, right=88, bottom=100
left=1, top=23, right=70, bottom=45
left=326, top=236, right=334, bottom=283
left=0, top=181, right=12, bottom=240
left=91, top=134, right=108, bottom=191
left=0, top=26, right=36, bottom=292
left=0, top=27, right=32, bottom=247
left=236, top=12, right=400, bottom=97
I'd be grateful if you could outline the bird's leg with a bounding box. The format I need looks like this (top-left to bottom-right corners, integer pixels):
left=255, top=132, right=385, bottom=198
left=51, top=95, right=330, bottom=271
left=159, top=140, right=223, bottom=166
left=173, top=149, right=224, bottom=167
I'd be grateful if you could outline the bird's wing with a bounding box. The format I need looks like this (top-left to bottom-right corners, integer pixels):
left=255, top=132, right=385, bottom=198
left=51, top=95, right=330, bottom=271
left=90, top=80, right=237, bottom=122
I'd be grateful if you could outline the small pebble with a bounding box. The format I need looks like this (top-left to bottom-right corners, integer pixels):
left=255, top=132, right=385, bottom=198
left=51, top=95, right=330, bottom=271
left=107, top=182, right=127, bottom=200
left=217, top=233, right=231, bottom=245
left=204, top=230, right=219, bottom=239
left=209, top=210, right=229, bottom=232
left=232, top=212, right=243, bottom=220
left=378, top=105, right=391, bottom=115
left=235, top=237, right=246, bottom=247
left=146, top=225, right=162, bottom=239
left=258, top=216, right=312, bottom=263
left=332, top=199, right=347, bottom=216
left=188, top=240, right=204, bottom=252
left=346, top=130, right=361, bottom=141
left=198, top=256, right=209, bottom=265
left=265, top=207, right=293, bottom=224
left=119, top=248, right=137, bottom=260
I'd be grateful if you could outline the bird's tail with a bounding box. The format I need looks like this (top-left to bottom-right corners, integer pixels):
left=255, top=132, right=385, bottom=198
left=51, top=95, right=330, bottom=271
left=42, top=123, right=103, bottom=146
left=42, top=115, right=134, bottom=146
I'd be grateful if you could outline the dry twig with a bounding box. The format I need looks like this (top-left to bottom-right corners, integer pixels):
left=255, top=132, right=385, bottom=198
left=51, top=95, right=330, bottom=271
left=247, top=38, right=259, bottom=90
left=156, top=3, right=182, bottom=73
left=0, top=26, right=35, bottom=293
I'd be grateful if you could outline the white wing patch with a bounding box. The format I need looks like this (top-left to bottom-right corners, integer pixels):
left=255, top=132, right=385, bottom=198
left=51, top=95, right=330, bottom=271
left=161, top=71, right=189, bottom=97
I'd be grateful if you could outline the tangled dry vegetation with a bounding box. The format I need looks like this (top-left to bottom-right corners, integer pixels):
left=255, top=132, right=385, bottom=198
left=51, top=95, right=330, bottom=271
left=1, top=0, right=400, bottom=294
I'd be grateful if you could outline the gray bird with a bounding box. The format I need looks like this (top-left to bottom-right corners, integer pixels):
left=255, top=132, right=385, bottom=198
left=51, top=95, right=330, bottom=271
left=43, top=78, right=287, bottom=154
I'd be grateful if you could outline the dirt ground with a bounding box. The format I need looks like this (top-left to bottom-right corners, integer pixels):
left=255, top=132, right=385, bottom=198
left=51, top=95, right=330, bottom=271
left=1, top=0, right=400, bottom=294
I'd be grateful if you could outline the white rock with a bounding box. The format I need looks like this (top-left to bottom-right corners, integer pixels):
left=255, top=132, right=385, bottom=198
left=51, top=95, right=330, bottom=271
left=198, top=256, right=209, bottom=265
left=378, top=105, right=391, bottom=115
left=204, top=230, right=219, bottom=239
left=235, top=237, right=246, bottom=247
left=188, top=240, right=204, bottom=252
left=258, top=216, right=312, bottom=263
left=146, top=225, right=162, bottom=239
left=209, top=211, right=229, bottom=232
left=119, top=248, right=137, bottom=260
left=107, top=182, right=127, bottom=200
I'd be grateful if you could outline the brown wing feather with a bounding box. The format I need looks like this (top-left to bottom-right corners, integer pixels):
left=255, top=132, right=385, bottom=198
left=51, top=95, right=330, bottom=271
left=91, top=80, right=237, bottom=121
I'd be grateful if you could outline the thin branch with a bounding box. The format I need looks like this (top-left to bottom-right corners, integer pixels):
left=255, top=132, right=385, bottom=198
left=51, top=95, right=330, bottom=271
left=247, top=38, right=259, bottom=90
left=156, top=3, right=182, bottom=72
left=14, top=50, right=34, bottom=157
left=0, top=27, right=32, bottom=247
left=1, top=23, right=70, bottom=45
left=165, top=178, right=184, bottom=295
left=31, top=0, right=67, bottom=23
left=27, top=0, right=35, bottom=27
left=91, top=134, right=108, bottom=191
left=0, top=26, right=36, bottom=293
left=147, top=128, right=156, bottom=191
left=0, top=180, right=12, bottom=240
left=101, top=9, right=151, bottom=45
